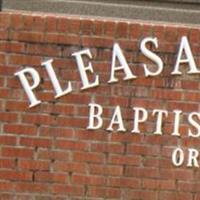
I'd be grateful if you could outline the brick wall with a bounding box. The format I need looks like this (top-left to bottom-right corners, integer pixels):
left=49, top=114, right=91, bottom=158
left=0, top=11, right=200, bottom=200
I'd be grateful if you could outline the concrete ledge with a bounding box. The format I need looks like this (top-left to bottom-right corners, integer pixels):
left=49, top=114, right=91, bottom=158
left=2, top=0, right=200, bottom=26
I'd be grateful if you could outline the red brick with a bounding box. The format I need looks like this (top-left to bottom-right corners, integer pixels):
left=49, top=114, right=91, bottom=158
left=81, top=19, right=93, bottom=35
left=118, top=39, right=137, bottom=51
left=0, top=54, right=6, bottom=65
left=73, top=152, right=105, bottom=164
left=11, top=13, right=23, bottom=30
left=26, top=43, right=61, bottom=57
left=0, top=112, right=18, bottom=122
left=91, top=143, right=124, bottom=153
left=20, top=137, right=52, bottom=148
left=88, top=186, right=121, bottom=198
left=116, top=22, right=128, bottom=38
left=55, top=140, right=89, bottom=151
left=18, top=160, right=50, bottom=171
left=0, top=13, right=10, bottom=30
left=143, top=157, right=160, bottom=168
left=82, top=36, right=114, bottom=48
left=72, top=174, right=105, bottom=186
left=15, top=183, right=48, bottom=193
left=0, top=89, right=18, bottom=100
left=174, top=169, right=194, bottom=180
left=53, top=162, right=87, bottom=173
left=0, top=65, right=18, bottom=76
left=0, top=135, right=16, bottom=145
left=1, top=147, right=34, bottom=158
left=143, top=179, right=176, bottom=190
left=0, top=30, right=8, bottom=40
left=9, top=54, right=41, bottom=65
left=45, top=33, right=80, bottom=45
left=125, top=167, right=159, bottom=178
left=57, top=117, right=88, bottom=128
left=5, top=101, right=28, bottom=111
left=45, top=16, right=57, bottom=32
left=127, top=144, right=160, bottom=156
left=168, top=102, right=198, bottom=112
left=151, top=89, right=182, bottom=100
left=57, top=17, right=68, bottom=32
left=108, top=177, right=141, bottom=189
left=123, top=190, right=157, bottom=200
left=11, top=31, right=44, bottom=43
left=75, top=130, right=108, bottom=141
left=111, top=133, right=143, bottom=143
left=0, top=182, right=13, bottom=191
left=0, top=42, right=25, bottom=54
left=4, top=124, right=37, bottom=135
left=23, top=15, right=34, bottom=31
left=159, top=192, right=192, bottom=200
left=181, top=80, right=199, bottom=90
left=129, top=23, right=142, bottom=39
left=184, top=92, right=200, bottom=102
left=52, top=184, right=84, bottom=195
left=165, top=26, right=178, bottom=42
left=104, top=21, right=116, bottom=37
left=93, top=20, right=104, bottom=36
left=58, top=34, right=80, bottom=45
left=142, top=24, right=153, bottom=37
left=37, top=150, right=70, bottom=161
left=89, top=164, right=123, bottom=176
left=32, top=16, right=45, bottom=31
left=22, top=114, right=56, bottom=126
left=108, top=154, right=141, bottom=166
left=68, top=18, right=81, bottom=34
left=40, top=103, right=74, bottom=115
left=0, top=159, right=16, bottom=169
left=189, top=28, right=200, bottom=43
left=177, top=193, right=193, bottom=200
left=153, top=25, right=165, bottom=40
left=35, top=172, right=67, bottom=183
left=144, top=135, right=178, bottom=146
left=0, top=170, right=32, bottom=181
left=39, top=126, right=73, bottom=138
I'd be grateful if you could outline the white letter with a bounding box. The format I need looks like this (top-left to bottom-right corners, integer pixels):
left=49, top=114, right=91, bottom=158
left=14, top=68, right=41, bottom=108
left=172, top=110, right=182, bottom=136
left=132, top=107, right=148, bottom=133
left=42, top=59, right=72, bottom=98
left=172, top=148, right=184, bottom=167
left=187, top=148, right=199, bottom=167
left=108, top=43, right=136, bottom=83
left=107, top=106, right=126, bottom=132
left=172, top=36, right=200, bottom=75
left=188, top=112, right=200, bottom=138
left=87, top=103, right=103, bottom=130
left=153, top=109, right=168, bottom=135
left=72, top=49, right=99, bottom=90
left=140, top=37, right=163, bottom=77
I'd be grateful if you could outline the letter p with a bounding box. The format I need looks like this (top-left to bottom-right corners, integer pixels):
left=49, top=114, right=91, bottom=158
left=132, top=107, right=148, bottom=133
left=14, top=68, right=41, bottom=108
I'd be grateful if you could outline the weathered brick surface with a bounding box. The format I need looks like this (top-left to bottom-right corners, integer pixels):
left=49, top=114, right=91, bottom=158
left=0, top=11, right=200, bottom=199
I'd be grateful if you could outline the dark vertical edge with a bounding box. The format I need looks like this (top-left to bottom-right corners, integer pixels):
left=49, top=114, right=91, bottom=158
left=0, top=0, right=2, bottom=11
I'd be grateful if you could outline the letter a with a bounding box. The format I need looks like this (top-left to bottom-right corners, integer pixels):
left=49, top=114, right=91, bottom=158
left=107, top=106, right=126, bottom=132
left=172, top=36, right=200, bottom=75
left=108, top=43, right=136, bottom=83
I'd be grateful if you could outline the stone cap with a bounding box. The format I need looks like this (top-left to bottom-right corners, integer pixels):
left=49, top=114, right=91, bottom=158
left=2, top=0, right=200, bottom=26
